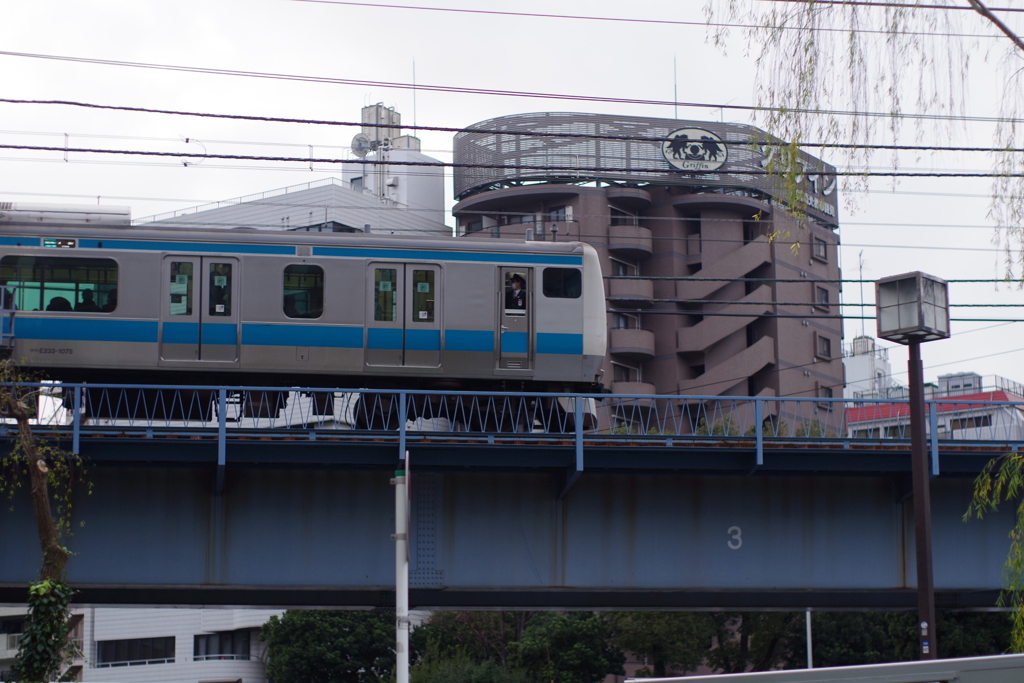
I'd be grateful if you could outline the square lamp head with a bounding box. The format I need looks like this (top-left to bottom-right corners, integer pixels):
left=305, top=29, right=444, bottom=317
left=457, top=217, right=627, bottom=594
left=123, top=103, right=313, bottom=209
left=875, top=271, right=950, bottom=345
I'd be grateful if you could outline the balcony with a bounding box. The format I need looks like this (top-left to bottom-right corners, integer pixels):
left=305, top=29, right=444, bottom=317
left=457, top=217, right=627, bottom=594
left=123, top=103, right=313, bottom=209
left=609, top=381, right=656, bottom=395
left=608, top=224, right=652, bottom=258
left=609, top=327, right=656, bottom=360
left=676, top=285, right=773, bottom=353
left=607, top=278, right=654, bottom=308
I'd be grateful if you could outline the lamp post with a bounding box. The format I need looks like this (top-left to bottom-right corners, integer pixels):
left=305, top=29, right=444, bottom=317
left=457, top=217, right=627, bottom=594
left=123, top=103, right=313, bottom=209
left=875, top=272, right=950, bottom=660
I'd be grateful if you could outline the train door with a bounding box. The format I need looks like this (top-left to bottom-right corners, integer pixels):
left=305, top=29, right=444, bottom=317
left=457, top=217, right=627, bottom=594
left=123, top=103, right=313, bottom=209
left=159, top=256, right=240, bottom=365
left=365, top=263, right=441, bottom=368
left=499, top=267, right=532, bottom=370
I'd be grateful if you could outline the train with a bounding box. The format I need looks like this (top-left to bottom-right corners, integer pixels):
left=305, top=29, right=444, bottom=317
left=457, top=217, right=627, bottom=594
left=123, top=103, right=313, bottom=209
left=0, top=204, right=607, bottom=407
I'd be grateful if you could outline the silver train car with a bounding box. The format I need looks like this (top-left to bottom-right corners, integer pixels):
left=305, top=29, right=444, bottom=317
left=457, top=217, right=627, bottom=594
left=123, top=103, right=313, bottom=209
left=0, top=205, right=607, bottom=396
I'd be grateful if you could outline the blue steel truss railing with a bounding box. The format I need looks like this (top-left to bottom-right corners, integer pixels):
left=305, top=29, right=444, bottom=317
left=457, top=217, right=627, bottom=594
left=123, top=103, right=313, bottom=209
left=2, top=383, right=1022, bottom=465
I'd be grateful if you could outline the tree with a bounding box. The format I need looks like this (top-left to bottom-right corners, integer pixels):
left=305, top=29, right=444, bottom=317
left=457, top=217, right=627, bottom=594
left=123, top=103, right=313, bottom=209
left=605, top=612, right=710, bottom=677
left=703, top=612, right=804, bottom=673
left=261, top=610, right=395, bottom=683
left=508, top=612, right=624, bottom=683
left=411, top=654, right=530, bottom=683
left=420, top=611, right=537, bottom=669
left=705, top=1, right=1024, bottom=275
left=966, top=452, right=1024, bottom=650
left=0, top=360, right=88, bottom=683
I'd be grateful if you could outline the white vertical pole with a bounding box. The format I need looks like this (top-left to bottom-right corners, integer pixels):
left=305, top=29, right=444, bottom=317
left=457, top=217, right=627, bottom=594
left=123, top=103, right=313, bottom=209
left=394, top=467, right=410, bottom=683
left=805, top=610, right=813, bottom=669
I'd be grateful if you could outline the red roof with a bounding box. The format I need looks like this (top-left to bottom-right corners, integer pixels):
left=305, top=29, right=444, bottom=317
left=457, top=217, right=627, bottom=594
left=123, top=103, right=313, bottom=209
left=846, top=390, right=1016, bottom=423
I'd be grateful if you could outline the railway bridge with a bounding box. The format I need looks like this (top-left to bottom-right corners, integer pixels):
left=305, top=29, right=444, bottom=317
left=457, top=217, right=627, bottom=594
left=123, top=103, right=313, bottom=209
left=1, top=385, right=1020, bottom=610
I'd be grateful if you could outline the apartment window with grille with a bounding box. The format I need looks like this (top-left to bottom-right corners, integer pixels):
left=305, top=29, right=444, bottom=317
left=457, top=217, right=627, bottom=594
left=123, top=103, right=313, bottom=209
left=96, top=636, right=175, bottom=667
left=612, top=363, right=638, bottom=383
left=812, top=236, right=828, bottom=261
left=815, top=333, right=832, bottom=359
left=612, top=313, right=637, bottom=329
left=194, top=630, right=252, bottom=661
left=814, top=285, right=830, bottom=311
left=609, top=207, right=637, bottom=226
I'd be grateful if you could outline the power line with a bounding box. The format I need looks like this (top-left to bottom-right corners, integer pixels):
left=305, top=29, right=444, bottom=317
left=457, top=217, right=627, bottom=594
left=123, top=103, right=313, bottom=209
left=7, top=98, right=1024, bottom=150
left=0, top=54, right=1018, bottom=124
left=8, top=142, right=1024, bottom=179
left=286, top=0, right=1006, bottom=38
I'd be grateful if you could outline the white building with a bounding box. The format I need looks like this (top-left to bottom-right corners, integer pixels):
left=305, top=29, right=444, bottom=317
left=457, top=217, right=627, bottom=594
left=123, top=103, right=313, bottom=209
left=1, top=607, right=281, bottom=683
left=846, top=371, right=1024, bottom=440
left=137, top=105, right=448, bottom=237
left=842, top=336, right=897, bottom=400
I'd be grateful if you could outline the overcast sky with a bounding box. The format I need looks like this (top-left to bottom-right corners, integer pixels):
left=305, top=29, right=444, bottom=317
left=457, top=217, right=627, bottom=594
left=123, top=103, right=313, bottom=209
left=3, top=0, right=1023, bottom=388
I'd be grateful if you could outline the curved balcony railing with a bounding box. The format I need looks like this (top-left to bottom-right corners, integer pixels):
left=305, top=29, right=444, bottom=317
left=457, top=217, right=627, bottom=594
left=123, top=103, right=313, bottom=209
left=609, top=327, right=656, bottom=359
left=607, top=278, right=654, bottom=308
left=608, top=224, right=653, bottom=258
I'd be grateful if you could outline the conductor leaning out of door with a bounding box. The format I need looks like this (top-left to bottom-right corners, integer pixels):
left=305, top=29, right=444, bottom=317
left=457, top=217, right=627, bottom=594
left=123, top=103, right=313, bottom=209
left=505, top=273, right=526, bottom=311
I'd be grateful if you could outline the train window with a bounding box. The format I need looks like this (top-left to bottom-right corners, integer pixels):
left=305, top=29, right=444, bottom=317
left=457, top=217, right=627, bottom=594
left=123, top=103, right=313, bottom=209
left=0, top=255, right=118, bottom=313
left=208, top=263, right=232, bottom=316
left=283, top=265, right=324, bottom=319
left=411, top=270, right=434, bottom=323
left=542, top=268, right=582, bottom=298
left=504, top=272, right=527, bottom=315
left=374, top=268, right=397, bottom=321
left=169, top=262, right=193, bottom=315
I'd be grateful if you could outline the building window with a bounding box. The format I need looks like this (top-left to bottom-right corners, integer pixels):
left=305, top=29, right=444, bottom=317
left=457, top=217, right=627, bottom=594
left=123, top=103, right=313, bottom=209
left=812, top=236, right=828, bottom=261
left=500, top=213, right=534, bottom=226
left=815, top=333, right=832, bottom=359
left=610, top=259, right=637, bottom=277
left=464, top=220, right=482, bottom=234
left=612, top=363, right=638, bottom=383
left=194, top=630, right=251, bottom=662
left=283, top=265, right=324, bottom=319
left=96, top=636, right=175, bottom=667
left=548, top=205, right=567, bottom=222
left=350, top=176, right=364, bottom=191
left=819, top=385, right=834, bottom=399
left=814, top=285, right=830, bottom=310
left=612, top=313, right=637, bottom=329
left=950, top=415, right=992, bottom=431
left=609, top=207, right=637, bottom=226
left=542, top=268, right=582, bottom=298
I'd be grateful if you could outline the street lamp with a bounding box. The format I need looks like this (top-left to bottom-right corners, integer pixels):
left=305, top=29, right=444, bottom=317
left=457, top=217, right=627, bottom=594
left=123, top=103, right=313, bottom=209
left=875, top=272, right=950, bottom=660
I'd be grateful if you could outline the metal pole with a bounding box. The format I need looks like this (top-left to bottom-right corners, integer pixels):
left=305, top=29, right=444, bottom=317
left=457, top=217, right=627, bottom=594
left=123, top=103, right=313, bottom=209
left=394, top=469, right=410, bottom=683
left=805, top=610, right=813, bottom=669
left=908, top=340, right=937, bottom=659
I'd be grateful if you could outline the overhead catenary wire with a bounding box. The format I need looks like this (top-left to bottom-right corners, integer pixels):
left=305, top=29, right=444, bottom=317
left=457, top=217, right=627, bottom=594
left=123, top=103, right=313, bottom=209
left=0, top=56, right=1020, bottom=125
left=7, top=98, right=1024, bottom=152
left=286, top=0, right=1014, bottom=39
left=7, top=142, right=1024, bottom=179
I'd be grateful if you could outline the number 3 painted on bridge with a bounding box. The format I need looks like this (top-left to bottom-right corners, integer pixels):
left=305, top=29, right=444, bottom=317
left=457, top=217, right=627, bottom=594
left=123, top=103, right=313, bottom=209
left=727, top=526, right=742, bottom=550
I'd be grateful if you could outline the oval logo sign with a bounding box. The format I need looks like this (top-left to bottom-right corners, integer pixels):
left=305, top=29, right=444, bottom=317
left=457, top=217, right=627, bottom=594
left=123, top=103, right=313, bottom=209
left=662, top=128, right=727, bottom=171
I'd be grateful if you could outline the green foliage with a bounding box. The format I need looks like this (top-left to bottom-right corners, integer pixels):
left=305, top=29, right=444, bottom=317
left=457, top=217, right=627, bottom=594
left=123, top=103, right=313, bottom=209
left=507, top=612, right=624, bottom=683
left=421, top=611, right=536, bottom=668
left=965, top=452, right=1024, bottom=652
left=605, top=612, right=710, bottom=678
left=795, top=419, right=837, bottom=438
left=12, top=579, right=78, bottom=683
left=695, top=416, right=740, bottom=436
left=703, top=613, right=803, bottom=673
left=261, top=610, right=395, bottom=683
left=411, top=654, right=529, bottom=683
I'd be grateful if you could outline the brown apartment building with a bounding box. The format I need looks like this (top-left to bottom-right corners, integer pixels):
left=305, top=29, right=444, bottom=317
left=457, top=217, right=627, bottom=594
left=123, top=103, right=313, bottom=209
left=452, top=112, right=844, bottom=402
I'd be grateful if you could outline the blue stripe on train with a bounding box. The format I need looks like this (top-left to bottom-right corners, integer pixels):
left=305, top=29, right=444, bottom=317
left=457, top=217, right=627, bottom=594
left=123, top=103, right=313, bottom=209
left=405, top=329, right=440, bottom=351
left=242, top=324, right=363, bottom=348
left=76, top=239, right=295, bottom=255
left=537, top=332, right=583, bottom=355
left=314, top=246, right=582, bottom=265
left=17, top=317, right=158, bottom=343
left=367, top=328, right=403, bottom=350
left=446, top=329, right=493, bottom=352
left=162, top=321, right=198, bottom=344
left=0, top=237, right=41, bottom=246
left=501, top=331, right=528, bottom=354
left=202, top=323, right=237, bottom=346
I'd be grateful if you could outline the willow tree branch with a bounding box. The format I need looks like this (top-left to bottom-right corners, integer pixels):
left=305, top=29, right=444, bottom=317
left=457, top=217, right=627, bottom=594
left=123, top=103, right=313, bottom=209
left=969, top=0, right=1024, bottom=53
